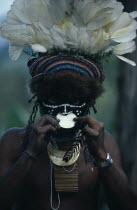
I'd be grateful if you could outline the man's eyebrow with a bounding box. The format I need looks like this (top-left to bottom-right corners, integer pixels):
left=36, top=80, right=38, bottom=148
left=42, top=102, right=86, bottom=108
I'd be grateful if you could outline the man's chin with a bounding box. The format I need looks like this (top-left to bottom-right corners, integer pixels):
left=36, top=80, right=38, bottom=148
left=50, top=126, right=81, bottom=143
left=56, top=141, right=73, bottom=150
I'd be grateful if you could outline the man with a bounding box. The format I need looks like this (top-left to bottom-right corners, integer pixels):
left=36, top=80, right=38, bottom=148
left=0, top=55, right=137, bottom=210
left=1, top=0, right=137, bottom=209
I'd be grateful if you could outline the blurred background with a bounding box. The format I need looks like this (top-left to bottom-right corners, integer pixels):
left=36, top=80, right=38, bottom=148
left=0, top=1, right=137, bottom=210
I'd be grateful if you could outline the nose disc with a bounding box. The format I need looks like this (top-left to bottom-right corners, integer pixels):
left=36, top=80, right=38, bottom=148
left=56, top=113, right=76, bottom=129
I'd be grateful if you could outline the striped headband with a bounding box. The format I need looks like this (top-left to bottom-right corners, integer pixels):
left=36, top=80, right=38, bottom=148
left=29, top=55, right=105, bottom=82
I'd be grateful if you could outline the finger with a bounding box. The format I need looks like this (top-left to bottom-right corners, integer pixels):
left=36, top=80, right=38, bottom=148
left=38, top=124, right=56, bottom=135
left=74, top=115, right=95, bottom=129
left=51, top=115, right=60, bottom=122
left=35, top=115, right=60, bottom=128
left=74, top=116, right=88, bottom=128
left=83, top=125, right=100, bottom=137
left=75, top=115, right=104, bottom=132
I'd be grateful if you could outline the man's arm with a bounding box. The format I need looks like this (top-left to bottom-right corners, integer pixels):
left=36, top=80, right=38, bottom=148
left=0, top=128, right=35, bottom=210
left=100, top=131, right=137, bottom=210
left=75, top=115, right=137, bottom=210
left=0, top=115, right=59, bottom=210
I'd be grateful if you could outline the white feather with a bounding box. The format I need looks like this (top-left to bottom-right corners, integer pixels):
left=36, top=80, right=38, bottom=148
left=0, top=0, right=136, bottom=64
left=5, top=10, right=22, bottom=25
left=75, top=0, right=123, bottom=29
left=130, top=11, right=137, bottom=18
left=31, top=44, right=47, bottom=53
left=109, top=12, right=133, bottom=35
left=113, top=41, right=136, bottom=55
left=50, top=26, right=66, bottom=48
left=102, top=0, right=123, bottom=10
left=100, top=0, right=124, bottom=23
left=9, top=45, right=24, bottom=60
left=10, top=0, right=31, bottom=25
left=0, top=25, right=25, bottom=33
left=112, top=31, right=136, bottom=43
left=77, top=28, right=90, bottom=50
left=87, top=8, right=116, bottom=30
left=111, top=24, right=137, bottom=42
left=75, top=2, right=102, bottom=25
left=116, top=55, right=136, bottom=66
left=132, top=19, right=137, bottom=30
left=74, top=0, right=93, bottom=13
left=62, top=22, right=78, bottom=46
left=89, top=29, right=110, bottom=53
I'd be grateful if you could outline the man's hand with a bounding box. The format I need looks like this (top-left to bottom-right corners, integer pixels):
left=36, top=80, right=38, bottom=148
left=26, top=115, right=60, bottom=157
left=75, top=115, right=106, bottom=161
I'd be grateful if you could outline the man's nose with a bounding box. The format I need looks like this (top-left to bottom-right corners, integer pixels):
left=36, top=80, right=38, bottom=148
left=62, top=105, right=72, bottom=115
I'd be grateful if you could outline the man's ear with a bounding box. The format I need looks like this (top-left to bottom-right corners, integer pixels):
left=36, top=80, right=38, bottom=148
left=89, top=100, right=97, bottom=114
left=89, top=99, right=96, bottom=107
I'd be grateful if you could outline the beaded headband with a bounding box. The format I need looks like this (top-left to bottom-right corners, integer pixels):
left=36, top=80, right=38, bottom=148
left=29, top=55, right=105, bottom=82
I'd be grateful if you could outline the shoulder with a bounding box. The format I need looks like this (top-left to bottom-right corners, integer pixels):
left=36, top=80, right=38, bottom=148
left=0, top=127, right=27, bottom=161
left=0, top=127, right=26, bottom=145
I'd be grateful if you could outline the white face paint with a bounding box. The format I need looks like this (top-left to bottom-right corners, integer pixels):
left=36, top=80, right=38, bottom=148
left=42, top=102, right=86, bottom=116
left=40, top=102, right=88, bottom=143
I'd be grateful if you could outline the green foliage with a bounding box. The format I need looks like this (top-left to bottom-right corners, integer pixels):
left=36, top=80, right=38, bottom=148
left=91, top=55, right=119, bottom=139
left=0, top=53, right=32, bottom=135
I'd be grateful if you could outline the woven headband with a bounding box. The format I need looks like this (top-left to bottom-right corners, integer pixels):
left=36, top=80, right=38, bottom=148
left=29, top=55, right=105, bottom=83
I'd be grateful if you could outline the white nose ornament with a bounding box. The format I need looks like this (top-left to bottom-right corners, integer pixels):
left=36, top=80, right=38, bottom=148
left=56, top=113, right=76, bottom=129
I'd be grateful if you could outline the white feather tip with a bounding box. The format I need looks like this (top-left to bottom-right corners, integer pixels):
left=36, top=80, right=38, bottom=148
left=116, top=55, right=136, bottom=67
left=31, top=44, right=47, bottom=53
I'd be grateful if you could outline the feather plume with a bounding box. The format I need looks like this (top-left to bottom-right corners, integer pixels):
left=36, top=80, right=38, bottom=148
left=0, top=0, right=137, bottom=66
left=109, top=13, right=133, bottom=35
left=111, top=23, right=137, bottom=43
left=9, top=45, right=24, bottom=61
left=31, top=44, right=47, bottom=53
left=63, top=142, right=80, bottom=163
left=116, top=55, right=136, bottom=66
left=113, top=41, right=136, bottom=55
left=130, top=11, right=137, bottom=19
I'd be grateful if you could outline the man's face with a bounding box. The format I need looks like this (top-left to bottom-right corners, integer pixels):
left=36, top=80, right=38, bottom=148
left=34, top=73, right=96, bottom=144
left=39, top=96, right=90, bottom=118
left=39, top=95, right=90, bottom=143
left=36, top=73, right=94, bottom=119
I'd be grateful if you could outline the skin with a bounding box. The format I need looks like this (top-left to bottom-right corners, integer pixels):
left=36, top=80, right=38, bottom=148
left=0, top=106, right=137, bottom=210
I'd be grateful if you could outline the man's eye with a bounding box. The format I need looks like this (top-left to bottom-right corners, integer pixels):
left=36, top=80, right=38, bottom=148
left=48, top=98, right=57, bottom=104
left=73, top=100, right=81, bottom=105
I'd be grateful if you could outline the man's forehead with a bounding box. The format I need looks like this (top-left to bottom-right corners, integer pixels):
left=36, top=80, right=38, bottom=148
left=41, top=93, right=86, bottom=103
left=37, top=78, right=89, bottom=99
left=30, top=70, right=104, bottom=103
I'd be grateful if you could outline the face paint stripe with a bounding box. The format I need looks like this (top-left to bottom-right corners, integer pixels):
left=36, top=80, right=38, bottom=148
left=42, top=102, right=86, bottom=108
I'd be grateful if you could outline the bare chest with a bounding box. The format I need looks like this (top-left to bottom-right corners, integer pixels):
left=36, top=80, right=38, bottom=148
left=20, top=152, right=99, bottom=210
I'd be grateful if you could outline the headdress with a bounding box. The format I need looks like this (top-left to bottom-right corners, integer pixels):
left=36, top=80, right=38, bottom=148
left=28, top=55, right=104, bottom=82
left=0, top=0, right=137, bottom=67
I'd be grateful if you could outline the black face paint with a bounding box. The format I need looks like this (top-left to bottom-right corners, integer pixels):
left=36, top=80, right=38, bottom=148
left=39, top=101, right=90, bottom=143
left=40, top=102, right=89, bottom=117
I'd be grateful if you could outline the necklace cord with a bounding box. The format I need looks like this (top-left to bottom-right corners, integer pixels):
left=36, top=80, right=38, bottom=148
left=50, top=161, right=61, bottom=210
left=63, top=162, right=76, bottom=173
